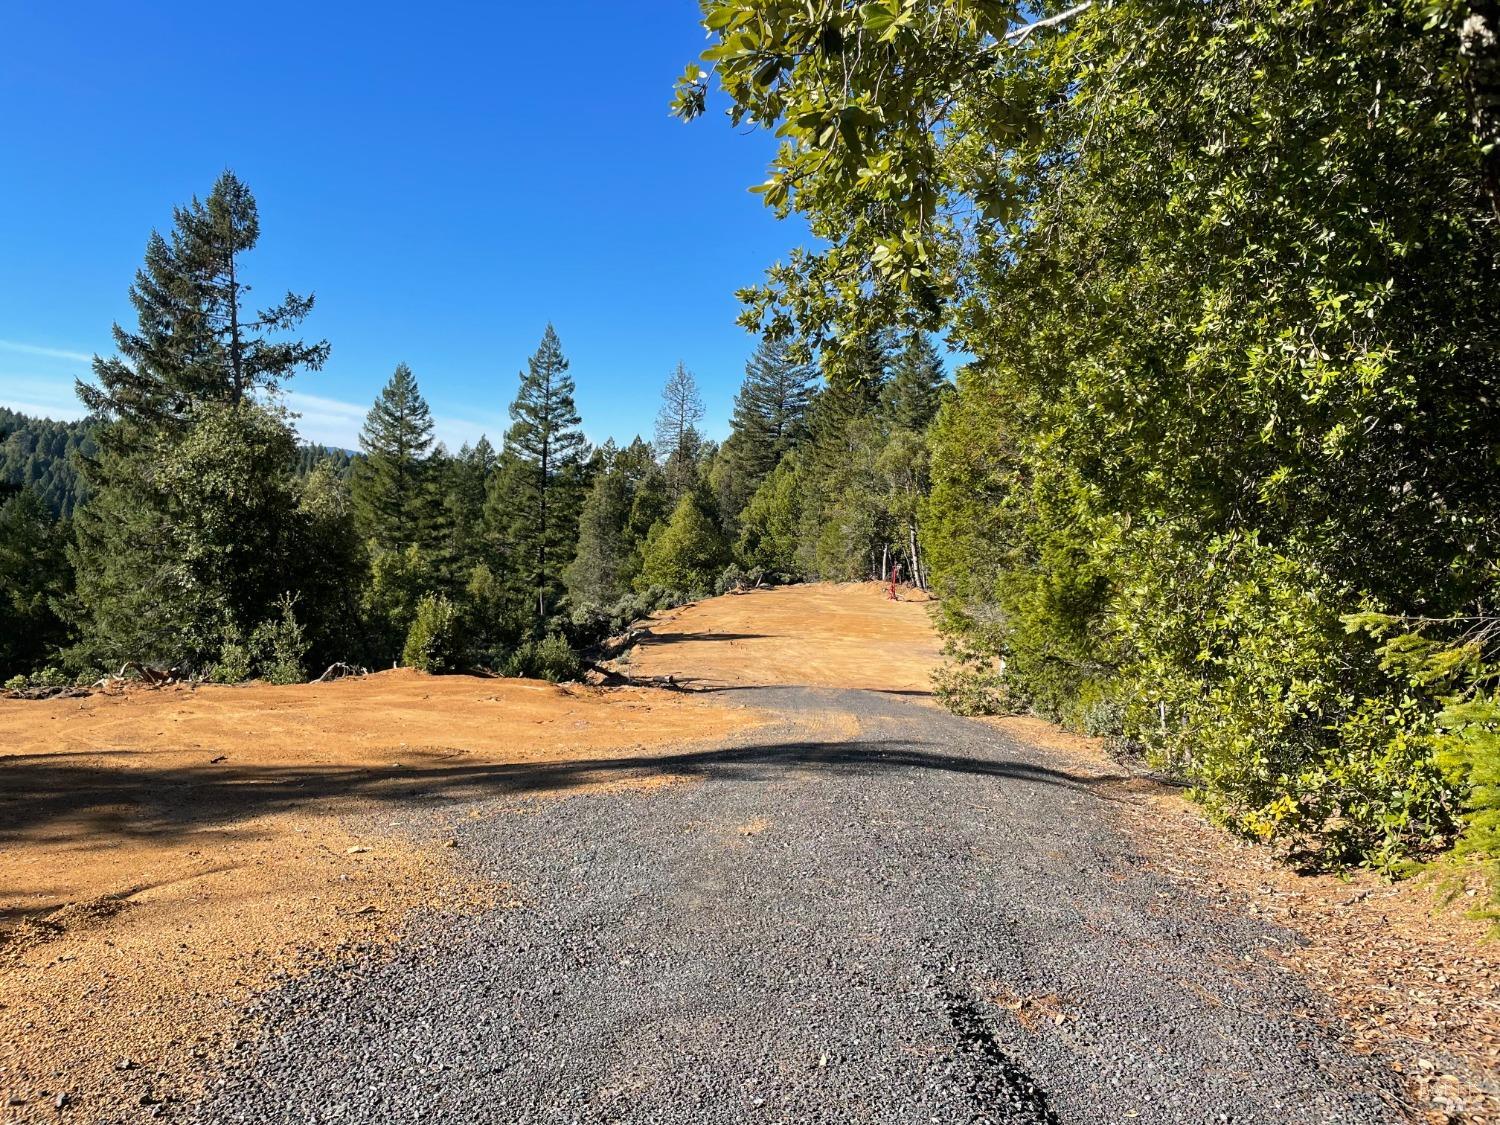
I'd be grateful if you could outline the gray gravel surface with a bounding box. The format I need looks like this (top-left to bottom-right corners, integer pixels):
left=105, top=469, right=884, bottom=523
left=188, top=686, right=1406, bottom=1124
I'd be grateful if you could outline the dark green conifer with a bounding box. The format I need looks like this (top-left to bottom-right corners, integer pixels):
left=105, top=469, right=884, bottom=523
left=496, top=325, right=587, bottom=617
left=351, top=363, right=436, bottom=553
left=70, top=172, right=326, bottom=670
left=882, top=333, right=948, bottom=432
left=715, top=338, right=816, bottom=522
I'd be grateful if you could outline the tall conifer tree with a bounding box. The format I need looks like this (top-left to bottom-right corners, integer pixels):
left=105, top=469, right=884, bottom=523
left=71, top=172, right=327, bottom=668
left=351, top=363, right=436, bottom=553
left=715, top=338, right=816, bottom=522
left=499, top=326, right=587, bottom=617
left=882, top=333, right=948, bottom=433
left=655, top=362, right=705, bottom=500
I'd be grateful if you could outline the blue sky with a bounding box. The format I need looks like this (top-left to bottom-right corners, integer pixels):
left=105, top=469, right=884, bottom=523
left=0, top=2, right=803, bottom=450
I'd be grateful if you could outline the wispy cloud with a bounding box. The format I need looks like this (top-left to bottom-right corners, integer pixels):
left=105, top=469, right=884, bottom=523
left=0, top=369, right=497, bottom=452
left=0, top=338, right=95, bottom=364
left=278, top=389, right=498, bottom=452
left=0, top=374, right=87, bottom=421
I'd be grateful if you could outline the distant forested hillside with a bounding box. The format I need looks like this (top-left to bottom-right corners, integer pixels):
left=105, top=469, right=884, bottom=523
left=0, top=407, right=96, bottom=517
left=297, top=444, right=356, bottom=478
left=1, top=406, right=355, bottom=518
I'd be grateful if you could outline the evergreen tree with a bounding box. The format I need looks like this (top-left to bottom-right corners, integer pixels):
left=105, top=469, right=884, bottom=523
left=636, top=490, right=730, bottom=595
left=883, top=333, right=948, bottom=433
left=0, top=408, right=97, bottom=517
left=715, top=337, right=816, bottom=523
left=735, top=455, right=805, bottom=577
left=500, top=325, right=587, bottom=617
left=71, top=173, right=326, bottom=670
left=0, top=486, right=71, bottom=678
left=565, top=437, right=667, bottom=606
left=351, top=363, right=436, bottom=553
left=291, top=460, right=366, bottom=670
left=72, top=402, right=306, bottom=669
left=566, top=443, right=633, bottom=608
left=442, top=436, right=496, bottom=580
left=731, top=338, right=815, bottom=469
left=78, top=169, right=328, bottom=428
left=655, top=362, right=705, bottom=500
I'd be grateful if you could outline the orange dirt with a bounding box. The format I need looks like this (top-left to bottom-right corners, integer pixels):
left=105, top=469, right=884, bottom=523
left=627, top=581, right=941, bottom=694
left=6, top=582, right=1495, bottom=1122
left=0, top=670, right=763, bottom=1120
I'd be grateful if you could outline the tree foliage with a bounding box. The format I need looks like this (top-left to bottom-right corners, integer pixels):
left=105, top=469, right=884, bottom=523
left=499, top=325, right=589, bottom=618
left=352, top=363, right=437, bottom=553
left=656, top=362, right=707, bottom=501
left=637, top=490, right=731, bottom=595
left=685, top=0, right=1500, bottom=872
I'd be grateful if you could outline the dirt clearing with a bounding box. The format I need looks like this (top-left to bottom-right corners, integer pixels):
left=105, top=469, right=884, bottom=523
left=626, top=581, right=940, bottom=693
left=0, top=670, right=763, bottom=1120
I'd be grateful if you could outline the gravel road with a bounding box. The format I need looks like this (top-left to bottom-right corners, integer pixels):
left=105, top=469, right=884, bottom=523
left=189, top=686, right=1406, bottom=1124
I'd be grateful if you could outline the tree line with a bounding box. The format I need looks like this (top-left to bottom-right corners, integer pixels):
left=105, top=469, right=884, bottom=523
left=678, top=0, right=1500, bottom=878
left=0, top=171, right=948, bottom=688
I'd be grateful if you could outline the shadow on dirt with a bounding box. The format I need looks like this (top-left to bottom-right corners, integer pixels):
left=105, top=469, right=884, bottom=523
left=1, top=737, right=1130, bottom=847
left=632, top=631, right=774, bottom=646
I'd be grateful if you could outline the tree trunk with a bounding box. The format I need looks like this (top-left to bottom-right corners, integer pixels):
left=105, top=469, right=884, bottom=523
left=227, top=247, right=244, bottom=404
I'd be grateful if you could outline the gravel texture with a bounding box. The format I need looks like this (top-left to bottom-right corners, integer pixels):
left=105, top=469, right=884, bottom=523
left=188, top=687, right=1407, bottom=1124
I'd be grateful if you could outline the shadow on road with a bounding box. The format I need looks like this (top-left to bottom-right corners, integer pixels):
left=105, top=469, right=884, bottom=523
left=1, top=737, right=1129, bottom=848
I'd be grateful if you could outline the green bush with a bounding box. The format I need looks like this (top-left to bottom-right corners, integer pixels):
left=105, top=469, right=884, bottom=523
left=402, top=593, right=466, bottom=674
left=501, top=633, right=581, bottom=683
left=715, top=563, right=764, bottom=595
left=210, top=620, right=256, bottom=684
left=210, top=595, right=309, bottom=684
left=252, top=595, right=309, bottom=684
left=3, top=667, right=73, bottom=693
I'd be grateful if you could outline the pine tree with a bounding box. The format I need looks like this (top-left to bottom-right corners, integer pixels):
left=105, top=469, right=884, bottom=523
left=78, top=169, right=328, bottom=428
left=636, top=489, right=730, bottom=595
left=715, top=337, right=816, bottom=523
left=442, top=436, right=495, bottom=580
left=655, top=362, right=705, bottom=500
left=351, top=363, right=436, bottom=553
left=882, top=333, right=948, bottom=432
left=71, top=173, right=326, bottom=669
left=566, top=444, right=632, bottom=608
left=783, top=330, right=893, bottom=581
left=500, top=325, right=587, bottom=617
left=731, top=338, right=815, bottom=467
left=0, top=486, right=71, bottom=677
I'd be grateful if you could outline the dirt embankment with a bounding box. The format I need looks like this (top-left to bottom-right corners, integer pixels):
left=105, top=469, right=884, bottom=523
left=0, top=670, right=764, bottom=1120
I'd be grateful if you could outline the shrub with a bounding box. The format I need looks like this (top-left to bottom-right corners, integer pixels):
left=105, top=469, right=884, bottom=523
left=402, top=593, right=466, bottom=674
left=714, top=563, right=764, bottom=595
left=931, top=641, right=1027, bottom=718
left=252, top=595, right=309, bottom=685
left=210, top=595, right=309, bottom=684
left=3, top=667, right=72, bottom=693
left=210, top=620, right=255, bottom=684
left=501, top=633, right=581, bottom=683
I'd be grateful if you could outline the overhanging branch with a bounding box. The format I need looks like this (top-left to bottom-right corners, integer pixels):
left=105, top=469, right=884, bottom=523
left=1006, top=2, right=1094, bottom=44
